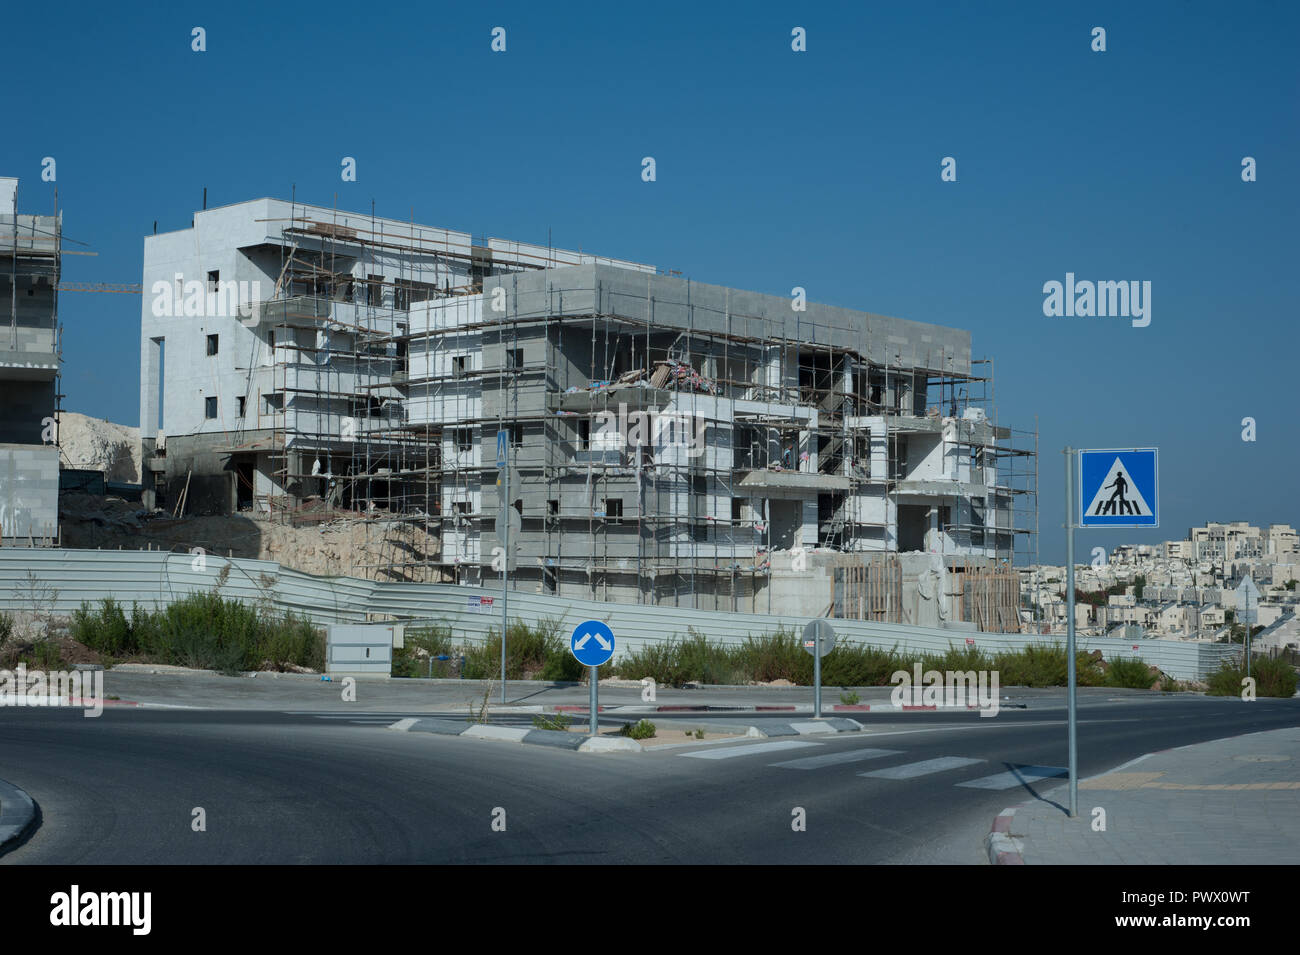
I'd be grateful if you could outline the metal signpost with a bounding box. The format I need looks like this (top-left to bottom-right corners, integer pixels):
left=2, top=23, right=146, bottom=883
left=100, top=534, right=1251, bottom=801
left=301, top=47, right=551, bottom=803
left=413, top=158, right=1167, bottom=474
left=570, top=620, right=616, bottom=735
left=1068, top=447, right=1159, bottom=818
left=802, top=619, right=836, bottom=718
left=1240, top=581, right=1257, bottom=682
left=497, top=429, right=509, bottom=703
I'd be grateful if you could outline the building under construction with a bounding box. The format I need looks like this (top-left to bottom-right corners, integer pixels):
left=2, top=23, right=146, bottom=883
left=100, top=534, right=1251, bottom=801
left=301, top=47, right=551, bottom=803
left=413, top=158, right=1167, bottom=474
left=0, top=177, right=61, bottom=545
left=139, top=196, right=1036, bottom=627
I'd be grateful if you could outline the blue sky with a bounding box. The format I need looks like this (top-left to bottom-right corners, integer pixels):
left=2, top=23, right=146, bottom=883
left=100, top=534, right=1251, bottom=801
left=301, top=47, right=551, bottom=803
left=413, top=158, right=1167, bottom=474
left=2, top=0, right=1295, bottom=561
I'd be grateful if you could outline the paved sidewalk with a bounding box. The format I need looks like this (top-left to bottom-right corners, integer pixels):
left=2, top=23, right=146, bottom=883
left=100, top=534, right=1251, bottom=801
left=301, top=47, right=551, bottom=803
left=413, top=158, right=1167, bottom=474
left=987, top=726, right=1300, bottom=864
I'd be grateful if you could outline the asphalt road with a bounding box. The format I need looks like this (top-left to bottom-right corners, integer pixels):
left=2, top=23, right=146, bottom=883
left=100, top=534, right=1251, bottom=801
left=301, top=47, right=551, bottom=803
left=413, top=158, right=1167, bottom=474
left=1, top=695, right=1297, bottom=864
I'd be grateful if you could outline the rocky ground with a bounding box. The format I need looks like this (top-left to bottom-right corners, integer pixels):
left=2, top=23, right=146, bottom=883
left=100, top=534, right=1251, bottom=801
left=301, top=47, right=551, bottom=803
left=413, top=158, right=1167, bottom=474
left=59, top=492, right=444, bottom=582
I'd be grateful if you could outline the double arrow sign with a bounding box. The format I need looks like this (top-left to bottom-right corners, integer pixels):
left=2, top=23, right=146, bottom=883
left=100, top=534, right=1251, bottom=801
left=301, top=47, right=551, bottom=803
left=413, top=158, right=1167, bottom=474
left=574, top=631, right=612, bottom=652
left=570, top=620, right=616, bottom=668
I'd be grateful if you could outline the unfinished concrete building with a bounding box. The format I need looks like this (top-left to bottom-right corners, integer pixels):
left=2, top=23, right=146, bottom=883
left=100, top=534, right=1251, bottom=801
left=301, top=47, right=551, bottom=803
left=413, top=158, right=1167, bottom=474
left=404, top=265, right=1036, bottom=625
left=0, top=177, right=61, bottom=544
left=137, top=196, right=650, bottom=572
left=139, top=195, right=1035, bottom=623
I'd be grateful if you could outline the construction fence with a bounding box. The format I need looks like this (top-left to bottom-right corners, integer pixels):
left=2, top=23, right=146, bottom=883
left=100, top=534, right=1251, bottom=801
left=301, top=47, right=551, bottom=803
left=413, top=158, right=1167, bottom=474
left=0, top=548, right=1241, bottom=681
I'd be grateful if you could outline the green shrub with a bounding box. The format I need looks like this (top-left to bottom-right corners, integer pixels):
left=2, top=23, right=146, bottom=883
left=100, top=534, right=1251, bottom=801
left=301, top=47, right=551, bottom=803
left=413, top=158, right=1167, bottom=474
left=531, top=712, right=574, bottom=731
left=992, top=643, right=1104, bottom=687
left=393, top=624, right=455, bottom=678
left=67, top=592, right=324, bottom=674
left=0, top=611, right=15, bottom=644
left=1207, top=657, right=1298, bottom=698
left=822, top=642, right=906, bottom=687
left=70, top=597, right=134, bottom=656
left=16, top=639, right=65, bottom=670
left=839, top=690, right=861, bottom=705
left=619, top=719, right=656, bottom=740
left=1105, top=657, right=1159, bottom=690
left=461, top=617, right=581, bottom=681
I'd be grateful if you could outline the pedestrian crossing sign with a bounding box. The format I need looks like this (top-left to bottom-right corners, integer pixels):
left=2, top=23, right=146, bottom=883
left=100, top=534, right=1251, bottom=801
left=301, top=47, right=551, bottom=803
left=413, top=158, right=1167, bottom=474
left=1078, top=448, right=1158, bottom=528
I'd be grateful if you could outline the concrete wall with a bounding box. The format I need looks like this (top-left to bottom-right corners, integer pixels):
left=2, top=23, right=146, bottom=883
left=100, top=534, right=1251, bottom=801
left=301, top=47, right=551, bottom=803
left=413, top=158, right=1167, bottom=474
left=0, top=445, right=58, bottom=542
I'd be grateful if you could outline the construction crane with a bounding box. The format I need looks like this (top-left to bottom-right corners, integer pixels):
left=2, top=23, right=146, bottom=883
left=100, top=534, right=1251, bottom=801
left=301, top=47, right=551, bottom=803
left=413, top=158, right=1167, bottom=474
left=57, top=282, right=142, bottom=293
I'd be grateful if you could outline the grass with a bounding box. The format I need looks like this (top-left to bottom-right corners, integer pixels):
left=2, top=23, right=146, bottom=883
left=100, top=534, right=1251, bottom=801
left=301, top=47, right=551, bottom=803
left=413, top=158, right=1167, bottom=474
left=1206, top=656, right=1298, bottom=698
left=67, top=594, right=324, bottom=675
left=531, top=712, right=574, bottom=732
left=1104, top=657, right=1159, bottom=690
left=611, top=633, right=1118, bottom=690
left=457, top=616, right=590, bottom=682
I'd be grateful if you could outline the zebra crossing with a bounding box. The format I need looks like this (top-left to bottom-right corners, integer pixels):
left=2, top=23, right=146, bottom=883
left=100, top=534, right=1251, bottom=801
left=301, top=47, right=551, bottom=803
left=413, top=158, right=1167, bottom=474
left=677, top=738, right=1066, bottom=790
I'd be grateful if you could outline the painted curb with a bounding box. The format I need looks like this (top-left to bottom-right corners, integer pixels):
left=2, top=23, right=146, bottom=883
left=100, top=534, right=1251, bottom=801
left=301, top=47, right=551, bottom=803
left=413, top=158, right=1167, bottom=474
left=752, top=718, right=864, bottom=737
left=985, top=806, right=1026, bottom=865
left=554, top=703, right=1013, bottom=715
left=389, top=717, right=641, bottom=753
left=983, top=753, right=1160, bottom=865
left=0, top=777, right=39, bottom=857
left=10, top=697, right=141, bottom=708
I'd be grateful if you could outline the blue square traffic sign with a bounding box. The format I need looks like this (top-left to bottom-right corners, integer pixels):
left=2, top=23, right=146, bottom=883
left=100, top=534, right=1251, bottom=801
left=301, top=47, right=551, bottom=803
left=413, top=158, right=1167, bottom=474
left=1078, top=448, right=1158, bottom=528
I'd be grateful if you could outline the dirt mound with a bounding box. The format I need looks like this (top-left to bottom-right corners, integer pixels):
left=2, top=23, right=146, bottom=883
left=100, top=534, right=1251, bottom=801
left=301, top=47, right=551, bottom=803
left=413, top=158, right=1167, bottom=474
left=60, top=412, right=140, bottom=483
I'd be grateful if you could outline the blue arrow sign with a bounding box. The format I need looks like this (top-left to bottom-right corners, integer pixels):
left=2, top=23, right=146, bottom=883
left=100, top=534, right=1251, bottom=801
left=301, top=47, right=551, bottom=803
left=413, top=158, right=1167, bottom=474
left=570, top=620, right=615, bottom=667
left=1078, top=448, right=1158, bottom=528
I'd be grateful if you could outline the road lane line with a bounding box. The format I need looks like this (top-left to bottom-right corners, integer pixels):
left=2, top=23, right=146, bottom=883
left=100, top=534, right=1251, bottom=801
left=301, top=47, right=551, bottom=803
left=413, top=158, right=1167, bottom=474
left=770, top=748, right=903, bottom=770
left=956, top=765, right=1069, bottom=789
left=859, top=756, right=984, bottom=779
left=679, top=740, right=821, bottom=760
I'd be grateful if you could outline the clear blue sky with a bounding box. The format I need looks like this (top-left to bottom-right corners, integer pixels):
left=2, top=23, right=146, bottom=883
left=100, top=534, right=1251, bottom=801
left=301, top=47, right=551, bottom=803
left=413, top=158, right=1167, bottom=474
left=3, top=0, right=1295, bottom=562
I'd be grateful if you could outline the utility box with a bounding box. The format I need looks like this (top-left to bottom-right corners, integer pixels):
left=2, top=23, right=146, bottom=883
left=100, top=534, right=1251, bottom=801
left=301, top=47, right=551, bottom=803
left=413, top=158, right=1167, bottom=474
left=326, top=624, right=398, bottom=678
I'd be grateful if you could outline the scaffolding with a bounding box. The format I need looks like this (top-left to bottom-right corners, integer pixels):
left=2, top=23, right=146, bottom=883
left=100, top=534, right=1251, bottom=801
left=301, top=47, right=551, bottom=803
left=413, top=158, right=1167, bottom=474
left=227, top=209, right=1036, bottom=620
left=1, top=182, right=62, bottom=545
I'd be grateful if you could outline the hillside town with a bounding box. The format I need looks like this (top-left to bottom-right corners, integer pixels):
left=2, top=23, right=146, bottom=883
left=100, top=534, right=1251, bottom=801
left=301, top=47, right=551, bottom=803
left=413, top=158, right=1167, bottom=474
left=1023, top=521, right=1300, bottom=651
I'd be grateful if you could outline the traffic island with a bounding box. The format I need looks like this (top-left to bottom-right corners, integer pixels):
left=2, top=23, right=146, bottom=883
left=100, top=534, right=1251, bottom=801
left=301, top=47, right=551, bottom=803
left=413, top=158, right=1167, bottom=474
left=0, top=777, right=39, bottom=857
left=389, top=717, right=642, bottom=752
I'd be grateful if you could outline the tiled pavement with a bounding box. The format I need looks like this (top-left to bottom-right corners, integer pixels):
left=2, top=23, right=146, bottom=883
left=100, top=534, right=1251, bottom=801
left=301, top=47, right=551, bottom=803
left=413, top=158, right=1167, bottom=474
left=989, top=726, right=1300, bottom=864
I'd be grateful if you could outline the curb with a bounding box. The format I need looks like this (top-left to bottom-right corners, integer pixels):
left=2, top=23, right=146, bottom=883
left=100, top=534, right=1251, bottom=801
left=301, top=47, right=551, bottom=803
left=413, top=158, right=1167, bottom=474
left=985, top=805, right=1027, bottom=865
left=751, top=718, right=864, bottom=737
left=984, top=751, right=1161, bottom=865
left=551, top=703, right=998, bottom=715
left=389, top=717, right=642, bottom=753
left=4, top=696, right=141, bottom=709
left=0, top=777, right=39, bottom=858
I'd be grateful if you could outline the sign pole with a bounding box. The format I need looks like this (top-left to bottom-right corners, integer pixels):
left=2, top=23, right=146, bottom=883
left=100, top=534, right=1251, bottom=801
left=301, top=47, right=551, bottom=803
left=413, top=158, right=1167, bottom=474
left=1065, top=447, right=1078, bottom=819
left=814, top=635, right=822, bottom=718
left=569, top=620, right=615, bottom=736
left=802, top=620, right=834, bottom=719
left=501, top=445, right=509, bottom=704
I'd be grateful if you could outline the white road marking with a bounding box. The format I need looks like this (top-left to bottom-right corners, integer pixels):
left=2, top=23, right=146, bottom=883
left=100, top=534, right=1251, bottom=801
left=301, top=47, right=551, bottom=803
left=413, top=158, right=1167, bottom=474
left=770, top=748, right=903, bottom=770
left=956, top=766, right=1068, bottom=789
left=679, top=740, right=821, bottom=760
left=859, top=756, right=985, bottom=779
